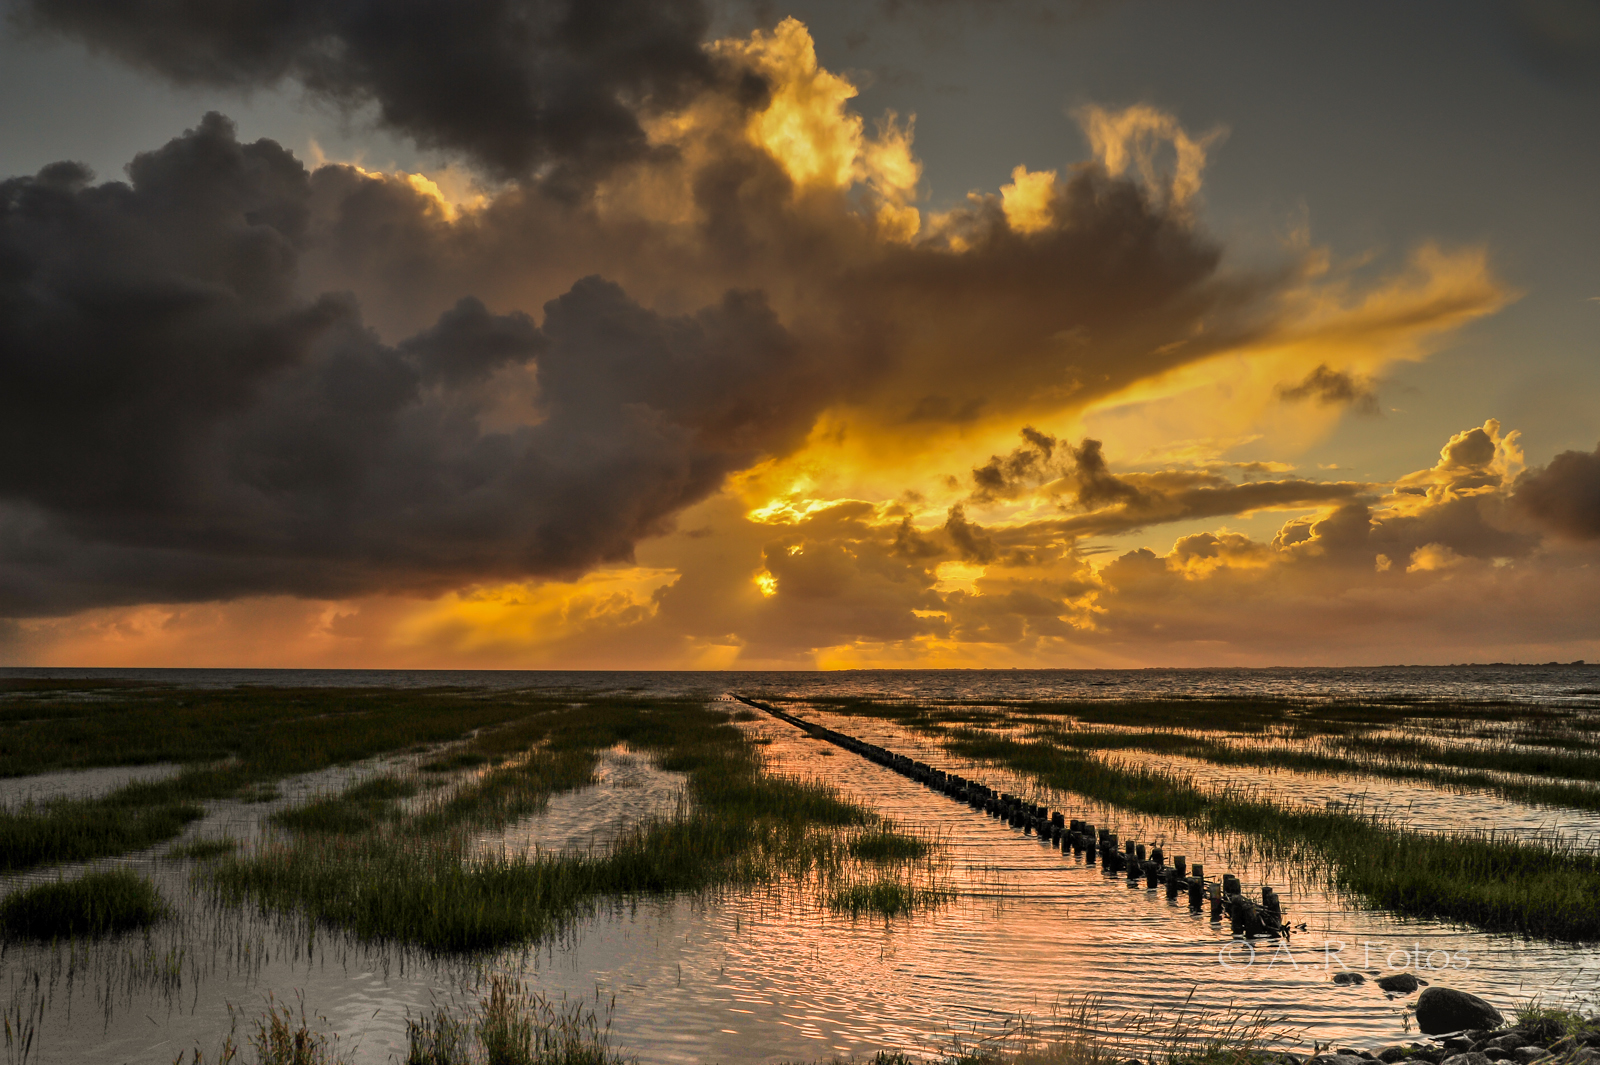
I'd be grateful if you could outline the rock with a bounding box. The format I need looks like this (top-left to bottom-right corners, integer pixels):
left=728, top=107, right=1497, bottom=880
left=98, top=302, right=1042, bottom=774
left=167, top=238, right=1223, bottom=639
left=1333, top=972, right=1368, bottom=986
left=1378, top=973, right=1424, bottom=995
left=1440, top=1053, right=1491, bottom=1065
left=1318, top=1054, right=1369, bottom=1065
left=1442, top=1039, right=1476, bottom=1054
left=1484, top=1036, right=1527, bottom=1052
left=1417, top=988, right=1505, bottom=1036
left=1376, top=1047, right=1409, bottom=1063
left=1509, top=1048, right=1548, bottom=1064
left=1484, top=1050, right=1509, bottom=1061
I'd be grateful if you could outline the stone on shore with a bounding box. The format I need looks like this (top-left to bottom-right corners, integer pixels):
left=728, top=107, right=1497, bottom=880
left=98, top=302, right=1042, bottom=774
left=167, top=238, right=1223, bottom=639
left=1440, top=1053, right=1491, bottom=1065
left=1318, top=1054, right=1369, bottom=1065
left=1416, top=988, right=1504, bottom=1035
left=1377, top=973, right=1425, bottom=995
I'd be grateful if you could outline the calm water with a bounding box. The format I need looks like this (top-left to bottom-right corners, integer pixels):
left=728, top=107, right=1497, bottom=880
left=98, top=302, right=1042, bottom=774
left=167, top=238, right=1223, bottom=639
left=5, top=664, right=1600, bottom=706
left=4, top=669, right=1598, bottom=1063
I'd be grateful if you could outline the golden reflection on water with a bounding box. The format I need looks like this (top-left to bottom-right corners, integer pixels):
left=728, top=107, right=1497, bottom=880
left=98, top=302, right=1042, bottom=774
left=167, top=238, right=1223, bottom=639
left=6, top=691, right=1600, bottom=1064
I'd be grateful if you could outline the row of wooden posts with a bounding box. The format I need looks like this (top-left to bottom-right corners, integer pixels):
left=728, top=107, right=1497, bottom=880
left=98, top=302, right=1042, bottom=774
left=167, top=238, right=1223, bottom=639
left=734, top=695, right=1288, bottom=937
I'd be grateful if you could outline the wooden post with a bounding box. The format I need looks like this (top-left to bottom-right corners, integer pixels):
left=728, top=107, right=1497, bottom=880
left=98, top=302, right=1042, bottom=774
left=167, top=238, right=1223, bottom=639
left=1085, top=823, right=1097, bottom=863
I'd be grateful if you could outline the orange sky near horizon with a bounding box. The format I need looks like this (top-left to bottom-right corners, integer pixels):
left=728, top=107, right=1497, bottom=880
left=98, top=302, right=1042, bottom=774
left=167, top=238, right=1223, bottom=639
left=2, top=10, right=1598, bottom=670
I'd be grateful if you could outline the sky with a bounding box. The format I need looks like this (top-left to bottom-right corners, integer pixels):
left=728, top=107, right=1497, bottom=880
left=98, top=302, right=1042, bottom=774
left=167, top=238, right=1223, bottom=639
left=0, top=0, right=1597, bottom=669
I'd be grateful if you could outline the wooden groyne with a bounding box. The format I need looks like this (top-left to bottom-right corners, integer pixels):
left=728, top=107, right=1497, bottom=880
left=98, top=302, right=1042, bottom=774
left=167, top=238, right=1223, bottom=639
left=734, top=694, right=1290, bottom=938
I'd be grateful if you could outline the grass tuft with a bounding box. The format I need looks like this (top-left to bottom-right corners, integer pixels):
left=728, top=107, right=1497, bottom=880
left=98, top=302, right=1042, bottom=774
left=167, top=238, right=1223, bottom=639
left=847, top=828, right=932, bottom=862
left=406, top=975, right=629, bottom=1065
left=166, top=837, right=239, bottom=862
left=826, top=878, right=948, bottom=917
left=421, top=752, right=491, bottom=773
left=274, top=776, right=419, bottom=835
left=247, top=995, right=349, bottom=1065
left=0, top=868, right=167, bottom=940
left=1514, top=1002, right=1600, bottom=1046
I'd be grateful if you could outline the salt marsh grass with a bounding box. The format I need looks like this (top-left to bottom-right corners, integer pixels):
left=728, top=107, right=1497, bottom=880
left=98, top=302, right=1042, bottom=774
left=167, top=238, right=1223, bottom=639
left=406, top=976, right=630, bottom=1064
left=0, top=798, right=205, bottom=872
left=825, top=877, right=950, bottom=917
left=848, top=827, right=933, bottom=862
left=0, top=687, right=613, bottom=871
left=165, top=837, right=239, bottom=862
left=930, top=727, right=1600, bottom=940
left=0, top=868, right=167, bottom=940
left=211, top=696, right=941, bottom=950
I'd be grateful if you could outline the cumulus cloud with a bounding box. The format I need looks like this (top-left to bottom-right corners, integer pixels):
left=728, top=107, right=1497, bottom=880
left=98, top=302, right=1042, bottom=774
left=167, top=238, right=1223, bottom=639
left=13, top=0, right=727, bottom=192
left=968, top=428, right=1370, bottom=535
left=0, top=11, right=1522, bottom=657
left=0, top=115, right=828, bottom=614
left=1513, top=440, right=1600, bottom=539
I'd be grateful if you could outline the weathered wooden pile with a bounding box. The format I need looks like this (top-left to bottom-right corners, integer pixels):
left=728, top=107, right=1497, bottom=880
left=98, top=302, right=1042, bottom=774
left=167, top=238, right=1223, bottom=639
left=734, top=694, right=1290, bottom=938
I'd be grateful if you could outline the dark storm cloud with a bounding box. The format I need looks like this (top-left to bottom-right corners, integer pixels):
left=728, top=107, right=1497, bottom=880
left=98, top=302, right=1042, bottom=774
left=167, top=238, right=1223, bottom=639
left=831, top=166, right=1267, bottom=420
left=0, top=115, right=825, bottom=614
left=1051, top=477, right=1369, bottom=538
left=12, top=0, right=727, bottom=190
left=293, top=146, right=1265, bottom=417
left=962, top=428, right=1368, bottom=540
left=1276, top=363, right=1380, bottom=415
left=1513, top=442, right=1600, bottom=539
left=971, top=429, right=1144, bottom=505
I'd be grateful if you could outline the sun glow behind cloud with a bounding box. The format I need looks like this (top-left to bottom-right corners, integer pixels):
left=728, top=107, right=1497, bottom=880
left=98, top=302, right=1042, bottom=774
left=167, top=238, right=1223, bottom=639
left=4, top=15, right=1592, bottom=672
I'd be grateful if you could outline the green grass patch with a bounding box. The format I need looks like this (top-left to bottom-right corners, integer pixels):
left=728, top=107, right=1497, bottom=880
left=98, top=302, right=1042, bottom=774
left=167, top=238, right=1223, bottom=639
left=848, top=827, right=932, bottom=862
left=932, top=726, right=1600, bottom=941
left=421, top=751, right=491, bottom=773
left=826, top=878, right=948, bottom=917
left=406, top=974, right=628, bottom=1064
left=0, top=868, right=167, bottom=940
left=212, top=698, right=899, bottom=951
left=0, top=686, right=609, bottom=872
left=0, top=685, right=566, bottom=778
left=165, top=837, right=239, bottom=862
left=274, top=776, right=420, bottom=835
left=1031, top=724, right=1600, bottom=815
left=410, top=749, right=599, bottom=835
left=816, top=696, right=1600, bottom=815
left=1514, top=1002, right=1600, bottom=1046
left=0, top=798, right=205, bottom=873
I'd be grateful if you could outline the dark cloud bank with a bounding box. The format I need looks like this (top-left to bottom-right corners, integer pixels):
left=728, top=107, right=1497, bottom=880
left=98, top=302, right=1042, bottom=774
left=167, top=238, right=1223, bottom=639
left=11, top=0, right=726, bottom=194
left=6, top=1, right=1572, bottom=624
left=0, top=115, right=822, bottom=613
